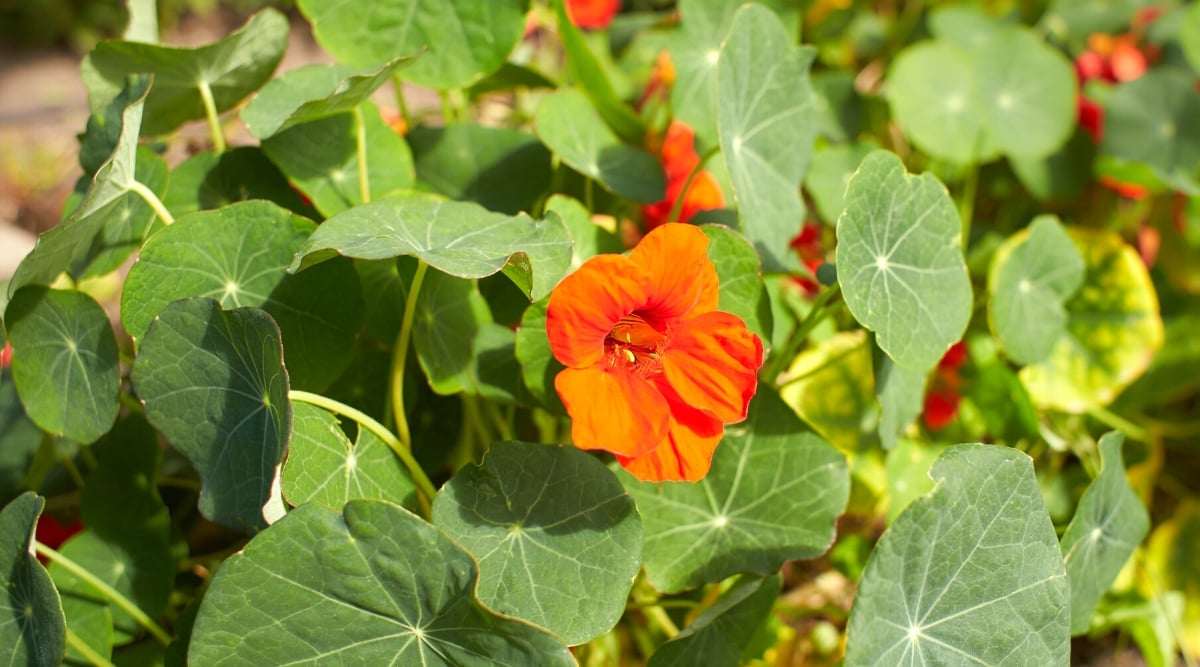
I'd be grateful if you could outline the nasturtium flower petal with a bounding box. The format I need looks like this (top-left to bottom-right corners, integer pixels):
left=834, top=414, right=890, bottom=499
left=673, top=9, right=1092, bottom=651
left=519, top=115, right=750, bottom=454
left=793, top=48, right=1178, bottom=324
left=556, top=366, right=669, bottom=457
left=661, top=311, right=763, bottom=423
left=629, top=223, right=720, bottom=319
left=617, top=401, right=723, bottom=482
left=547, top=254, right=648, bottom=368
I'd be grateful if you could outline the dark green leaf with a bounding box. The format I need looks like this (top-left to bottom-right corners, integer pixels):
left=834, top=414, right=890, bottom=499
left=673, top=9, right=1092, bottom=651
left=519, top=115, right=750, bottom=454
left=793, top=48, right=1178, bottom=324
left=410, top=123, right=552, bottom=215
left=648, top=574, right=781, bottom=667
left=433, top=442, right=642, bottom=645
left=0, top=373, right=43, bottom=506
left=5, top=287, right=119, bottom=444
left=702, top=224, right=772, bottom=350
left=162, top=147, right=321, bottom=219
left=72, top=147, right=169, bottom=280
left=189, top=500, right=574, bottom=664
left=1102, top=68, right=1200, bottom=191
left=0, top=493, right=66, bottom=667
left=412, top=269, right=491, bottom=395
left=513, top=297, right=566, bottom=414
left=133, top=299, right=291, bottom=532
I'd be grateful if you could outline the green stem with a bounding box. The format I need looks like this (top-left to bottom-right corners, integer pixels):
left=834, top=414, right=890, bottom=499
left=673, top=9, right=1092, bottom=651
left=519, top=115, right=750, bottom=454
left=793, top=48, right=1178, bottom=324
left=196, top=80, right=226, bottom=153
left=390, top=260, right=429, bottom=452
left=645, top=604, right=679, bottom=638
left=1088, top=406, right=1148, bottom=443
left=391, top=73, right=412, bottom=129
left=66, top=628, right=117, bottom=667
left=439, top=89, right=454, bottom=125
left=484, top=401, right=513, bottom=442
left=60, top=454, right=86, bottom=489
left=666, top=146, right=721, bottom=224
left=763, top=283, right=842, bottom=383
left=127, top=180, right=175, bottom=225
left=958, top=164, right=978, bottom=241
left=583, top=176, right=595, bottom=213
left=289, top=390, right=437, bottom=516
left=36, top=542, right=172, bottom=646
left=354, top=106, right=371, bottom=204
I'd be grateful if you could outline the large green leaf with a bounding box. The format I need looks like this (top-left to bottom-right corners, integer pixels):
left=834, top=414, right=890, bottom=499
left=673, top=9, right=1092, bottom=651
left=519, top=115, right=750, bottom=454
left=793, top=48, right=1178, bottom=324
left=623, top=389, right=848, bottom=593
left=189, top=500, right=574, bottom=664
left=241, top=58, right=410, bottom=139
left=1061, top=432, right=1150, bottom=635
left=836, top=150, right=972, bottom=371
left=409, top=123, right=553, bottom=216
left=282, top=402, right=418, bottom=510
left=702, top=224, right=772, bottom=351
left=433, top=441, right=642, bottom=646
left=71, top=146, right=169, bottom=280
left=9, top=76, right=150, bottom=295
left=1019, top=229, right=1163, bottom=412
left=513, top=297, right=565, bottom=414
left=262, top=101, right=416, bottom=218
left=667, top=0, right=739, bottom=147
left=544, top=194, right=622, bottom=271
left=50, top=415, right=174, bottom=647
left=845, top=445, right=1070, bottom=666
left=779, top=330, right=878, bottom=453
left=1101, top=68, right=1200, bottom=191
left=0, top=374, right=43, bottom=506
left=5, top=287, right=119, bottom=445
left=0, top=493, right=66, bottom=667
left=717, top=4, right=816, bottom=273
left=648, top=574, right=781, bottom=667
left=535, top=88, right=665, bottom=204
left=290, top=194, right=572, bottom=302
left=123, top=200, right=363, bottom=391
left=133, top=299, right=291, bottom=532
left=162, top=147, right=319, bottom=219
left=80, top=9, right=288, bottom=136
left=298, top=0, right=527, bottom=89
left=988, top=215, right=1085, bottom=366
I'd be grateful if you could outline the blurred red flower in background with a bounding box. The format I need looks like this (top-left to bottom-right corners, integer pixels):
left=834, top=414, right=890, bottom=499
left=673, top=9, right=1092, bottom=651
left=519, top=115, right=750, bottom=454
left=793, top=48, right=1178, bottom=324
left=922, top=341, right=969, bottom=431
left=641, top=121, right=726, bottom=230
left=566, top=0, right=620, bottom=29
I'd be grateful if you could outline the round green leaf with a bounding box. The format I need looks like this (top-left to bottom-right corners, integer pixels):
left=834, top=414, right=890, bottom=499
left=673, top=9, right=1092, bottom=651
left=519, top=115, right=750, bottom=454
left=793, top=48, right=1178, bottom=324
left=290, top=194, right=573, bottom=302
left=535, top=88, right=665, bottom=204
left=836, top=150, right=972, bottom=371
left=133, top=299, right=291, bottom=532
left=5, top=287, right=119, bottom=445
left=1101, top=68, right=1200, bottom=190
left=845, top=445, right=1070, bottom=666
left=242, top=58, right=410, bottom=139
left=1183, top=2, right=1200, bottom=76
left=410, top=123, right=553, bottom=216
left=298, top=0, right=527, bottom=89
left=702, top=224, right=772, bottom=350
left=717, top=3, right=816, bottom=272
left=513, top=297, right=566, bottom=414
left=623, top=389, right=849, bottom=593
left=1061, top=432, right=1150, bottom=635
left=413, top=269, right=492, bottom=395
left=189, top=500, right=574, bottom=665
left=779, top=330, right=878, bottom=453
left=161, top=147, right=320, bottom=219
left=80, top=9, right=288, bottom=136
left=1019, top=229, right=1163, bottom=412
left=262, top=101, right=416, bottom=218
left=433, top=442, right=642, bottom=645
left=123, top=200, right=363, bottom=391
left=544, top=194, right=622, bottom=271
left=667, top=0, right=739, bottom=147
left=648, top=574, right=781, bottom=667
left=283, top=402, right=418, bottom=510
left=886, top=41, right=992, bottom=165
left=988, top=215, right=1085, bottom=366
left=0, top=493, right=66, bottom=667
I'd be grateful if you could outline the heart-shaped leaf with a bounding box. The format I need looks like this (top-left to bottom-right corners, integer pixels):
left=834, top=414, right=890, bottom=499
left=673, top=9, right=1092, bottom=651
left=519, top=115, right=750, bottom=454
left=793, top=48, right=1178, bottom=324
left=290, top=194, right=572, bottom=302
left=988, top=215, right=1085, bottom=366
left=133, top=299, right=291, bottom=532
left=717, top=3, right=817, bottom=272
left=188, top=500, right=574, bottom=664
left=623, top=389, right=849, bottom=593
left=535, top=88, right=665, bottom=204
left=0, top=493, right=66, bottom=667
left=242, top=58, right=410, bottom=139
left=1061, top=432, right=1151, bottom=634
left=5, top=287, right=119, bottom=445
left=123, top=200, right=363, bottom=390
left=845, top=445, right=1070, bottom=666
left=80, top=9, right=288, bottom=136
left=648, top=574, right=781, bottom=667
left=433, top=441, right=642, bottom=645
left=837, top=150, right=972, bottom=371
left=298, top=0, right=527, bottom=89
left=282, top=402, right=418, bottom=510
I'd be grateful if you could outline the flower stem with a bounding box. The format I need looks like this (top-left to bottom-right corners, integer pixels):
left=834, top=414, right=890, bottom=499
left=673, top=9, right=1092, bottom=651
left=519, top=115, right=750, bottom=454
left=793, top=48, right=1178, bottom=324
left=666, top=146, right=721, bottom=225
left=1087, top=406, right=1148, bottom=443
left=36, top=541, right=172, bottom=646
left=958, top=164, right=978, bottom=241
left=196, top=80, right=226, bottom=154
left=288, top=390, right=437, bottom=516
left=391, top=73, right=411, bottom=129
left=66, top=628, right=116, bottom=667
left=763, top=283, right=842, bottom=383
left=354, top=105, right=371, bottom=204
left=127, top=179, right=175, bottom=225
left=391, top=260, right=429, bottom=453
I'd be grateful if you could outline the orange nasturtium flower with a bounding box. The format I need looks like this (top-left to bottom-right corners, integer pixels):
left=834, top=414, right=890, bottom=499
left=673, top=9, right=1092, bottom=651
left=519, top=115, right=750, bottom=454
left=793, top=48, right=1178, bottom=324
left=546, top=223, right=764, bottom=482
left=641, top=121, right=726, bottom=230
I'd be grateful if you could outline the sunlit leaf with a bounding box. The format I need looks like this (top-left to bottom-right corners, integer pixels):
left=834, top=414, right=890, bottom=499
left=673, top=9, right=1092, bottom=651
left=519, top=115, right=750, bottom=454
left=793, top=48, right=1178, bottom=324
left=189, top=500, right=574, bottom=664
left=1061, top=432, right=1150, bottom=635
left=778, top=330, right=878, bottom=453
left=836, top=150, right=972, bottom=371
left=433, top=442, right=642, bottom=645
left=133, top=299, right=291, bottom=532
left=623, top=389, right=848, bottom=593
left=702, top=224, right=772, bottom=351
left=845, top=445, right=1070, bottom=666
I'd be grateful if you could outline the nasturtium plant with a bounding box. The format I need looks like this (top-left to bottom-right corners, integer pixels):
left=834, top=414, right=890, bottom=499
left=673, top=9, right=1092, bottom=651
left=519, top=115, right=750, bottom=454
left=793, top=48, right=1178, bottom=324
left=2, top=0, right=1195, bottom=663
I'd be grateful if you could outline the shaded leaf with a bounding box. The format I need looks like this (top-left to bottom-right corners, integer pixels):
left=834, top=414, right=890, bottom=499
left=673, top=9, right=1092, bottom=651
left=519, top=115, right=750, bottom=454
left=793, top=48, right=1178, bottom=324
left=874, top=345, right=927, bottom=451
left=514, top=297, right=566, bottom=414
left=1102, top=68, right=1200, bottom=191
left=0, top=493, right=66, bottom=667
left=410, top=123, right=552, bottom=216
left=161, top=147, right=319, bottom=219
left=702, top=223, right=772, bottom=350
left=648, top=574, right=781, bottom=667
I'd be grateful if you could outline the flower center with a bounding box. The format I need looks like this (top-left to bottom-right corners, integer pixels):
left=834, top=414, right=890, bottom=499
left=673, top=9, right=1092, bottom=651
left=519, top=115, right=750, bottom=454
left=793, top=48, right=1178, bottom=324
left=605, top=313, right=666, bottom=373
